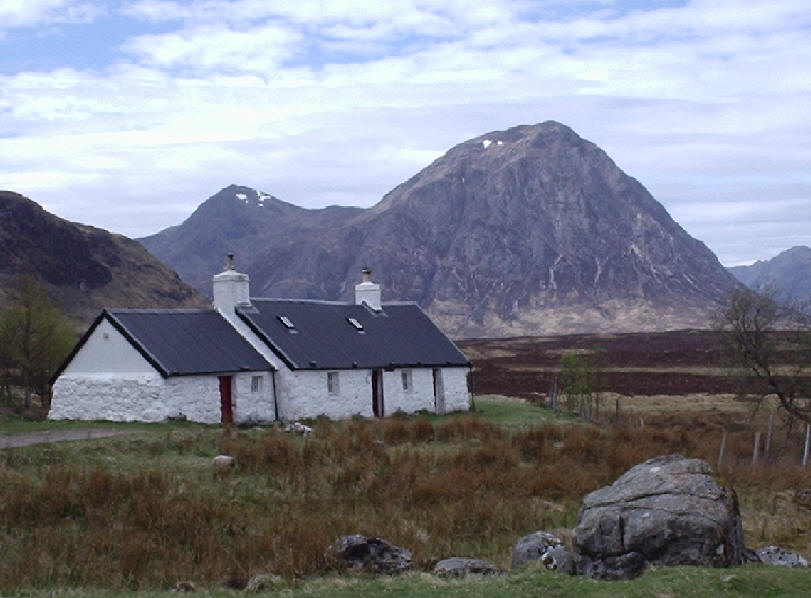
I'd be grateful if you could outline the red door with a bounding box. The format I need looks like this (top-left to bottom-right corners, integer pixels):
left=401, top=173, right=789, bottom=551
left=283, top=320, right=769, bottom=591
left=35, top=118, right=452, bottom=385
left=219, top=376, right=233, bottom=424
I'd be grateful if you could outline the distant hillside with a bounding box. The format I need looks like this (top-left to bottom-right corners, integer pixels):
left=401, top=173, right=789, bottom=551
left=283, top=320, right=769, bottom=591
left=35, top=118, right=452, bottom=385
left=0, top=191, right=207, bottom=327
left=141, top=122, right=738, bottom=337
left=728, top=246, right=811, bottom=304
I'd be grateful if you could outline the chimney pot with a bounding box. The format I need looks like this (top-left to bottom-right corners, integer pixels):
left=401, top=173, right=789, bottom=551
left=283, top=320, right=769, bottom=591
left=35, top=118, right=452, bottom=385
left=355, top=267, right=381, bottom=310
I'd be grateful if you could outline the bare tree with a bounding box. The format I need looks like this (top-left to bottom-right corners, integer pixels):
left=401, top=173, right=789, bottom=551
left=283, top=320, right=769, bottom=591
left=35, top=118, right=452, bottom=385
left=713, top=287, right=811, bottom=425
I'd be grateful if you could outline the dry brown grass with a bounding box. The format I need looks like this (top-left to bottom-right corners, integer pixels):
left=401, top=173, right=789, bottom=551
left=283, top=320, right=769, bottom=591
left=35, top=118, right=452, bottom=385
left=1, top=410, right=810, bottom=591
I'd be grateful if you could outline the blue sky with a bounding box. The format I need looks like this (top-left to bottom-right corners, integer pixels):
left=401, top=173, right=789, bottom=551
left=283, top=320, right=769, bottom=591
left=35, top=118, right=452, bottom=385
left=1, top=0, right=810, bottom=266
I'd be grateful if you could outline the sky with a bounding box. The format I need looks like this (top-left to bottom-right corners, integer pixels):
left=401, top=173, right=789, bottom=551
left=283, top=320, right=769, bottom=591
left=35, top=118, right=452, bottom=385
left=1, top=1, right=810, bottom=267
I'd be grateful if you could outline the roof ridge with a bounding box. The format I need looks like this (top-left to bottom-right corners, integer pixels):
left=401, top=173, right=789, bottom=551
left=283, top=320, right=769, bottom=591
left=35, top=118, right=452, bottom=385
left=106, top=308, right=217, bottom=315
left=249, top=298, right=352, bottom=306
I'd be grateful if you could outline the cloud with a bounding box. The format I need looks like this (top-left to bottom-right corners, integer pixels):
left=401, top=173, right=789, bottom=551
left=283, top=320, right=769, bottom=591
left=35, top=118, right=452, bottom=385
left=1, top=0, right=810, bottom=267
left=0, top=0, right=102, bottom=29
left=122, top=22, right=302, bottom=72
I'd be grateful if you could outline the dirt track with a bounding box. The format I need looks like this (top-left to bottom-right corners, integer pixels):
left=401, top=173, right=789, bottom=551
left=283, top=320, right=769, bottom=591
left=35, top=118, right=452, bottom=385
left=0, top=428, right=135, bottom=449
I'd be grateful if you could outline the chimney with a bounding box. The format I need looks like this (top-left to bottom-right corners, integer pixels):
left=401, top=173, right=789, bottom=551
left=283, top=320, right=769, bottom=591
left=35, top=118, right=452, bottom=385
left=355, top=267, right=381, bottom=311
left=213, top=254, right=251, bottom=316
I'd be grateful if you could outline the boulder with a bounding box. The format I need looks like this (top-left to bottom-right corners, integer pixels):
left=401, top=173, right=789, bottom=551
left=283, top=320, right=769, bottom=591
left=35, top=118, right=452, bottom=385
left=576, top=552, right=646, bottom=581
left=434, top=557, right=506, bottom=577
left=285, top=422, right=312, bottom=436
left=511, top=531, right=565, bottom=568
left=327, top=534, right=412, bottom=574
left=572, top=454, right=750, bottom=580
left=755, top=545, right=808, bottom=568
left=540, top=545, right=580, bottom=575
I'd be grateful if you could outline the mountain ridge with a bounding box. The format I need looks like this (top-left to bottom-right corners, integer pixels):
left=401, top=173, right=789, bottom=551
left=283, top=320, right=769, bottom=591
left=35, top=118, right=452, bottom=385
left=140, top=121, right=738, bottom=337
left=0, top=190, right=208, bottom=327
left=728, top=246, right=811, bottom=304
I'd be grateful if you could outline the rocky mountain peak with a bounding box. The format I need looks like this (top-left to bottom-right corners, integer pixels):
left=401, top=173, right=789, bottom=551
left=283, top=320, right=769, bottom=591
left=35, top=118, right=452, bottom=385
left=141, top=123, right=738, bottom=336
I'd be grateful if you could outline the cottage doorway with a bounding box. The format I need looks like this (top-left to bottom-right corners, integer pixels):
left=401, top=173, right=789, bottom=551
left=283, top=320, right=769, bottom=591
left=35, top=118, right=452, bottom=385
left=219, top=376, right=234, bottom=424
left=433, top=368, right=445, bottom=414
left=372, top=369, right=384, bottom=417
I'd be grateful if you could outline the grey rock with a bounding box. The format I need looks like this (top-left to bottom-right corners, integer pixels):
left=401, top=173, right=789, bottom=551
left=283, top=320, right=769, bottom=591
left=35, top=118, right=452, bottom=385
left=434, top=557, right=506, bottom=577
left=327, top=534, right=412, bottom=574
left=755, top=545, right=809, bottom=568
left=510, top=530, right=564, bottom=568
left=541, top=546, right=580, bottom=575
left=572, top=454, right=748, bottom=580
left=576, top=552, right=647, bottom=581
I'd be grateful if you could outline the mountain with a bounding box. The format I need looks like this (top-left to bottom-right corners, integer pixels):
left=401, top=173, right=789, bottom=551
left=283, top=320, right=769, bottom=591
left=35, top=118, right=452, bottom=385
left=140, top=122, right=738, bottom=337
left=140, top=187, right=363, bottom=296
left=728, top=246, right=811, bottom=304
left=0, top=191, right=207, bottom=326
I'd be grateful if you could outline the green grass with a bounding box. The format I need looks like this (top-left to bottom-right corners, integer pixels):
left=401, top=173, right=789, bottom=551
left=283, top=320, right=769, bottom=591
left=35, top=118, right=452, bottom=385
left=6, top=565, right=811, bottom=598
left=0, top=417, right=207, bottom=434
left=469, top=394, right=574, bottom=428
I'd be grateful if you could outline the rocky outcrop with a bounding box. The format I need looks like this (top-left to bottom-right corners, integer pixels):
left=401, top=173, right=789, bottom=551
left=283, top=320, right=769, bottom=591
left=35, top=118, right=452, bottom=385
left=326, top=535, right=412, bottom=574
left=141, top=122, right=738, bottom=337
left=755, top=546, right=808, bottom=568
left=433, top=557, right=505, bottom=577
left=510, top=531, right=565, bottom=568
left=571, top=455, right=752, bottom=580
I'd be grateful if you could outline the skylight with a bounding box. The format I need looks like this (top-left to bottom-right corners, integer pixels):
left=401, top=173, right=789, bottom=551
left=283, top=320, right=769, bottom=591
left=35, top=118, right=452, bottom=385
left=347, top=317, right=364, bottom=331
left=279, top=315, right=295, bottom=329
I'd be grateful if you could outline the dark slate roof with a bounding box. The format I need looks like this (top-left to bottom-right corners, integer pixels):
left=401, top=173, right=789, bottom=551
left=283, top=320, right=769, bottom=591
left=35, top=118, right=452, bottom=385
left=236, top=299, right=470, bottom=370
left=52, top=309, right=272, bottom=381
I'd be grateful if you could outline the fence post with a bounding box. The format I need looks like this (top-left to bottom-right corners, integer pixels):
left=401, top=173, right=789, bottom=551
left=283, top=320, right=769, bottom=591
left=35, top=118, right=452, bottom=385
left=717, top=429, right=727, bottom=471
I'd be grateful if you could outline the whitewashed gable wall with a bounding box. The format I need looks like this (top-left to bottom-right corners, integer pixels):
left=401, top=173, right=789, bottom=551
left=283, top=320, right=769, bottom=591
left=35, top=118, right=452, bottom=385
left=62, top=318, right=155, bottom=375
left=49, top=319, right=276, bottom=424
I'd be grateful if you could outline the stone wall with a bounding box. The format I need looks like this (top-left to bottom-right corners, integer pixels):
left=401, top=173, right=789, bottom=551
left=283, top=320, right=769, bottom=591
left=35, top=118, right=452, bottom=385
left=276, top=369, right=371, bottom=421
left=438, top=367, right=471, bottom=413
left=232, top=372, right=276, bottom=423
left=50, top=372, right=274, bottom=424
left=382, top=368, right=434, bottom=414
left=50, top=373, right=167, bottom=422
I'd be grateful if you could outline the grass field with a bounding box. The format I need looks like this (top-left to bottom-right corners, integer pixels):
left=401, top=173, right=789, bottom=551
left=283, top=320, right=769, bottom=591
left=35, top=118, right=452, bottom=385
left=4, top=565, right=811, bottom=597
left=2, top=330, right=810, bottom=596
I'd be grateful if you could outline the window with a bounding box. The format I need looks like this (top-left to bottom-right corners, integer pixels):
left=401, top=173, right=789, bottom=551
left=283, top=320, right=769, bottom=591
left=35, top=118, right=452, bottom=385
left=251, top=375, right=262, bottom=393
left=327, top=371, right=340, bottom=395
left=401, top=369, right=412, bottom=392
left=278, top=315, right=295, bottom=329
left=347, top=317, right=364, bottom=330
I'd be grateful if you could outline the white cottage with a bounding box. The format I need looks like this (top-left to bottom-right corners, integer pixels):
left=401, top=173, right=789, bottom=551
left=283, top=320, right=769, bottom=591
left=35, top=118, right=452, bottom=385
left=49, top=266, right=471, bottom=424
